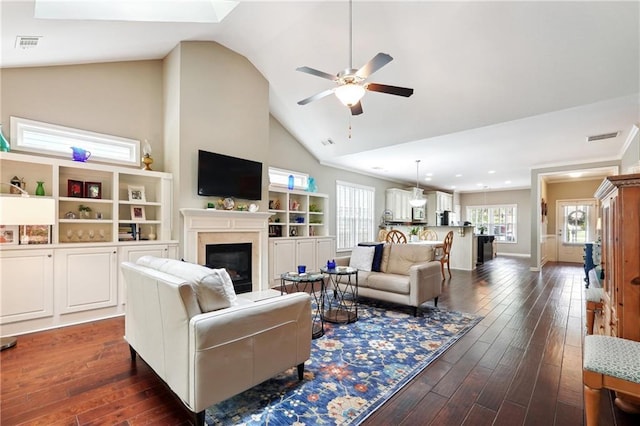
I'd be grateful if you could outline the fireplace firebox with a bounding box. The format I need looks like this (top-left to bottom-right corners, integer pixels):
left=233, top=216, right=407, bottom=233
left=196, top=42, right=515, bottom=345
left=205, top=243, right=252, bottom=294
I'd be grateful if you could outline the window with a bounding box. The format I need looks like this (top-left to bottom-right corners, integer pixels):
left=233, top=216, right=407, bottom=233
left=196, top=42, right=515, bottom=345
left=10, top=116, right=140, bottom=166
left=559, top=200, right=597, bottom=244
left=268, top=167, right=308, bottom=191
left=466, top=204, right=517, bottom=242
left=336, top=181, right=375, bottom=251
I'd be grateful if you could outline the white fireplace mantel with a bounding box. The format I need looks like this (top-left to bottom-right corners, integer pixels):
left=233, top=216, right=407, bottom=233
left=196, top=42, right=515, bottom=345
left=180, top=208, right=273, bottom=291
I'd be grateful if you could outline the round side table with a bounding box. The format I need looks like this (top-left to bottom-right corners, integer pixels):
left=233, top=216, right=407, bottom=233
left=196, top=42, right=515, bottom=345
left=321, top=266, right=359, bottom=324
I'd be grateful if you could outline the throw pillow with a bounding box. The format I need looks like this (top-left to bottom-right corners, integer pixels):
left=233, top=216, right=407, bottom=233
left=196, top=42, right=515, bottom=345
left=349, top=246, right=375, bottom=271
left=358, top=242, right=384, bottom=272
left=136, top=256, right=237, bottom=312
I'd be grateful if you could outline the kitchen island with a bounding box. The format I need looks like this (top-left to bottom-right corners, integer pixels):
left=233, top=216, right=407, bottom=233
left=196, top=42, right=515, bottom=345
left=403, top=225, right=477, bottom=271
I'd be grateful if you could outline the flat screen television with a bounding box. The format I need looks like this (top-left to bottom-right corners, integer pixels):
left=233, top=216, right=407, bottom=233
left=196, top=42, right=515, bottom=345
left=197, top=150, right=263, bottom=200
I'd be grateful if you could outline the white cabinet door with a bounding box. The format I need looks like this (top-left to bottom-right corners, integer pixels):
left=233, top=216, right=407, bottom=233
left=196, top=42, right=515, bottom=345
left=56, top=247, right=118, bottom=314
left=269, top=239, right=296, bottom=287
left=386, top=189, right=411, bottom=221
left=0, top=249, right=54, bottom=324
left=316, top=237, right=336, bottom=269
left=296, top=239, right=316, bottom=271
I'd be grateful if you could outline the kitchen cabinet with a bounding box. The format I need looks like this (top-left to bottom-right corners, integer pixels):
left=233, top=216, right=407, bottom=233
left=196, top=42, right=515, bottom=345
left=385, top=188, right=412, bottom=222
left=426, top=191, right=453, bottom=225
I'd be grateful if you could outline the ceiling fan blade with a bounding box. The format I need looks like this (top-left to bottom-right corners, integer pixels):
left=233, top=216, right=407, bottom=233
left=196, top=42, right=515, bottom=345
left=296, top=66, right=338, bottom=81
left=355, top=53, right=393, bottom=79
left=297, top=88, right=335, bottom=106
left=366, top=83, right=414, bottom=97
left=350, top=101, right=363, bottom=116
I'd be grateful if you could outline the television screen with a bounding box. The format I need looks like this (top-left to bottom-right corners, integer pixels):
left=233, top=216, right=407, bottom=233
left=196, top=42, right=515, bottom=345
left=197, top=150, right=263, bottom=200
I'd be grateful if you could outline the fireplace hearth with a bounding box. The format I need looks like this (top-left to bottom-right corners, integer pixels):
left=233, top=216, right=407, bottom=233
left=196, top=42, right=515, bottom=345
left=205, top=243, right=252, bottom=294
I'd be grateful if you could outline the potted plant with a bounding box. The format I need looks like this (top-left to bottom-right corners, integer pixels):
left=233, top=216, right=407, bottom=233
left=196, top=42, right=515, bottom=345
left=78, top=204, right=92, bottom=219
left=409, top=226, right=420, bottom=242
left=478, top=226, right=487, bottom=235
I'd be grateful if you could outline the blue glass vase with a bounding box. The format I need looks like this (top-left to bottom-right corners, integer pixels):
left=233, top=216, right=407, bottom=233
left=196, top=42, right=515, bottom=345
left=287, top=175, right=294, bottom=190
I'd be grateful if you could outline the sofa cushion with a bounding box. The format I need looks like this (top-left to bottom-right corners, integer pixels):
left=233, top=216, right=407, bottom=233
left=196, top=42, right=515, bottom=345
left=358, top=242, right=384, bottom=271
left=136, top=256, right=237, bottom=312
left=366, top=272, right=410, bottom=295
left=386, top=244, right=434, bottom=276
left=349, top=246, right=375, bottom=272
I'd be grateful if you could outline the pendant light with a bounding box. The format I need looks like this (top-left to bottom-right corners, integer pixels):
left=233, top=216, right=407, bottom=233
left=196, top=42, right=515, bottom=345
left=409, top=160, right=426, bottom=207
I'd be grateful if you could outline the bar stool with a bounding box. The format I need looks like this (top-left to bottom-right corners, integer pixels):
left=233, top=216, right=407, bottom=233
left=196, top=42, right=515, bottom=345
left=583, top=335, right=640, bottom=426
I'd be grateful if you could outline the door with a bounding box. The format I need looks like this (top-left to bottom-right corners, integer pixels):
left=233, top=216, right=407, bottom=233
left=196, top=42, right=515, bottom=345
left=556, top=199, right=597, bottom=263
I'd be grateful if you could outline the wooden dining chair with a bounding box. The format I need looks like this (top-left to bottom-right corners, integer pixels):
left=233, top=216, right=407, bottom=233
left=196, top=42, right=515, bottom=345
left=436, top=231, right=454, bottom=279
left=385, top=230, right=407, bottom=244
left=377, top=229, right=389, bottom=242
left=419, top=229, right=438, bottom=241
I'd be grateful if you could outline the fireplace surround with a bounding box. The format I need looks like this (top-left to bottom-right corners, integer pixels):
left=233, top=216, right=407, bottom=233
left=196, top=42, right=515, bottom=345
left=180, top=209, right=272, bottom=292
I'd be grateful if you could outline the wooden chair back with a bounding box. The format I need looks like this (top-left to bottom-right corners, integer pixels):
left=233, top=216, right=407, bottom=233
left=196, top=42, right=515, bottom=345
left=385, top=230, right=407, bottom=244
left=377, top=229, right=389, bottom=242
left=419, top=229, right=438, bottom=241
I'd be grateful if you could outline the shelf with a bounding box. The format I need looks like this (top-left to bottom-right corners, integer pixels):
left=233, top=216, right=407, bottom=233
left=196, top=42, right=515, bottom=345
left=0, top=151, right=172, bottom=246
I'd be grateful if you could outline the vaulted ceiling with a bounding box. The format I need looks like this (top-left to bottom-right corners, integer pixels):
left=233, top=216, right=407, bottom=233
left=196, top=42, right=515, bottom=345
left=2, top=1, right=638, bottom=192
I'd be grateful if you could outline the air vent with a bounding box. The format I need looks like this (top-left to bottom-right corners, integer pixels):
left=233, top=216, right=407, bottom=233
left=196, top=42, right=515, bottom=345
left=15, top=36, right=41, bottom=49
left=587, top=132, right=619, bottom=142
left=321, top=138, right=335, bottom=146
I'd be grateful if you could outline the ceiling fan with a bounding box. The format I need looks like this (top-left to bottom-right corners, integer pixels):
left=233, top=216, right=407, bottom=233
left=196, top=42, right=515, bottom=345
left=296, top=0, right=414, bottom=116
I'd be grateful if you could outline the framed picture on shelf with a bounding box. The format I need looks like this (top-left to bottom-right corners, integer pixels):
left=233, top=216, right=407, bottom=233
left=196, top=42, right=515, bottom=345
left=67, top=179, right=84, bottom=198
left=0, top=225, right=19, bottom=245
left=128, top=185, right=146, bottom=202
left=130, top=205, right=146, bottom=221
left=85, top=181, right=102, bottom=199
left=18, top=225, right=51, bottom=244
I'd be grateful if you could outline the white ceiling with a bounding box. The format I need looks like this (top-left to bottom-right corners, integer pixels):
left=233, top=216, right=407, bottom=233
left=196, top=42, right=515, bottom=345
left=2, top=1, right=638, bottom=192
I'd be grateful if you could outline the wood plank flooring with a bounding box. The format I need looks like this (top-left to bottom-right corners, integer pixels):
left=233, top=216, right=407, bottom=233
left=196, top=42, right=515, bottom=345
left=2, top=257, right=639, bottom=425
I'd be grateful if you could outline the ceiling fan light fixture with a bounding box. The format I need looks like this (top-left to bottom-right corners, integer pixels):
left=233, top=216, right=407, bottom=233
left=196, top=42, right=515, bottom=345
left=335, top=83, right=365, bottom=107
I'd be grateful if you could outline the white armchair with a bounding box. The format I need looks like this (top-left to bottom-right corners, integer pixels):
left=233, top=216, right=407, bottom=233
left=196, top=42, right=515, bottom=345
left=121, top=257, right=312, bottom=425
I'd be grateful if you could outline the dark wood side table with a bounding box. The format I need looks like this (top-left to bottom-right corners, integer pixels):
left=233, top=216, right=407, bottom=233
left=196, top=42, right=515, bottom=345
left=321, top=266, right=359, bottom=324
left=280, top=272, right=325, bottom=338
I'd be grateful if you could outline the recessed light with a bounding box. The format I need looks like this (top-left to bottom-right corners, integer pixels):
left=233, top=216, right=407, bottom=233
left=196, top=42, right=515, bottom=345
left=505, top=180, right=511, bottom=184
left=488, top=170, right=496, bottom=174
left=451, top=185, right=456, bottom=189
left=476, top=183, right=484, bottom=187
left=568, top=172, right=583, bottom=178
left=455, top=174, right=462, bottom=177
left=426, top=173, right=433, bottom=177
left=424, top=177, right=432, bottom=181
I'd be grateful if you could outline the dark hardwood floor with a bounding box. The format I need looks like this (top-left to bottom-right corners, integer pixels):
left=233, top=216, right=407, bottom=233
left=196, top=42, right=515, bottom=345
left=1, top=257, right=638, bottom=425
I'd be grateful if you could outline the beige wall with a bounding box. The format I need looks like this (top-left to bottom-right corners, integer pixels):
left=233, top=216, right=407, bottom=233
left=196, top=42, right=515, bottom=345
left=162, top=41, right=270, bottom=245
left=459, top=189, right=531, bottom=256
left=621, top=126, right=639, bottom=173
left=0, top=61, right=165, bottom=169
left=545, top=178, right=602, bottom=232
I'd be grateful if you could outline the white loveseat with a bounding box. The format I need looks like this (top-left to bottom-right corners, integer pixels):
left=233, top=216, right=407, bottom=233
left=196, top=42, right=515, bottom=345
left=335, top=243, right=442, bottom=315
left=121, top=256, right=312, bottom=425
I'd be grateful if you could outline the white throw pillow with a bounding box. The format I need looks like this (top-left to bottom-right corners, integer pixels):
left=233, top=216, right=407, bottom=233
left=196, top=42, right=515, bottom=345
left=349, top=246, right=375, bottom=272
left=136, top=256, right=237, bottom=312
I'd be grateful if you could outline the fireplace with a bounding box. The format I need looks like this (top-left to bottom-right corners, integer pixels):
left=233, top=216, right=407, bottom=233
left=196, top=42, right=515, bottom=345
left=205, top=243, right=252, bottom=294
left=181, top=208, right=272, bottom=292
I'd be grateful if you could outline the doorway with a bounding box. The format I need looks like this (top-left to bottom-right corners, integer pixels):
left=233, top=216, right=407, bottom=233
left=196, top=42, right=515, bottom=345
left=556, top=199, right=597, bottom=263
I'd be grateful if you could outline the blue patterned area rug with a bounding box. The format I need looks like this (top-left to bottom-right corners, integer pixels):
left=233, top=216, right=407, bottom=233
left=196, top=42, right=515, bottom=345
left=206, top=301, right=482, bottom=425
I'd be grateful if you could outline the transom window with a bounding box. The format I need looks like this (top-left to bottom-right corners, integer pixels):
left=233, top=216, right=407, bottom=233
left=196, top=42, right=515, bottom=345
left=268, top=167, right=308, bottom=191
left=336, top=181, right=375, bottom=251
left=466, top=204, right=517, bottom=242
left=10, top=116, right=140, bottom=166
